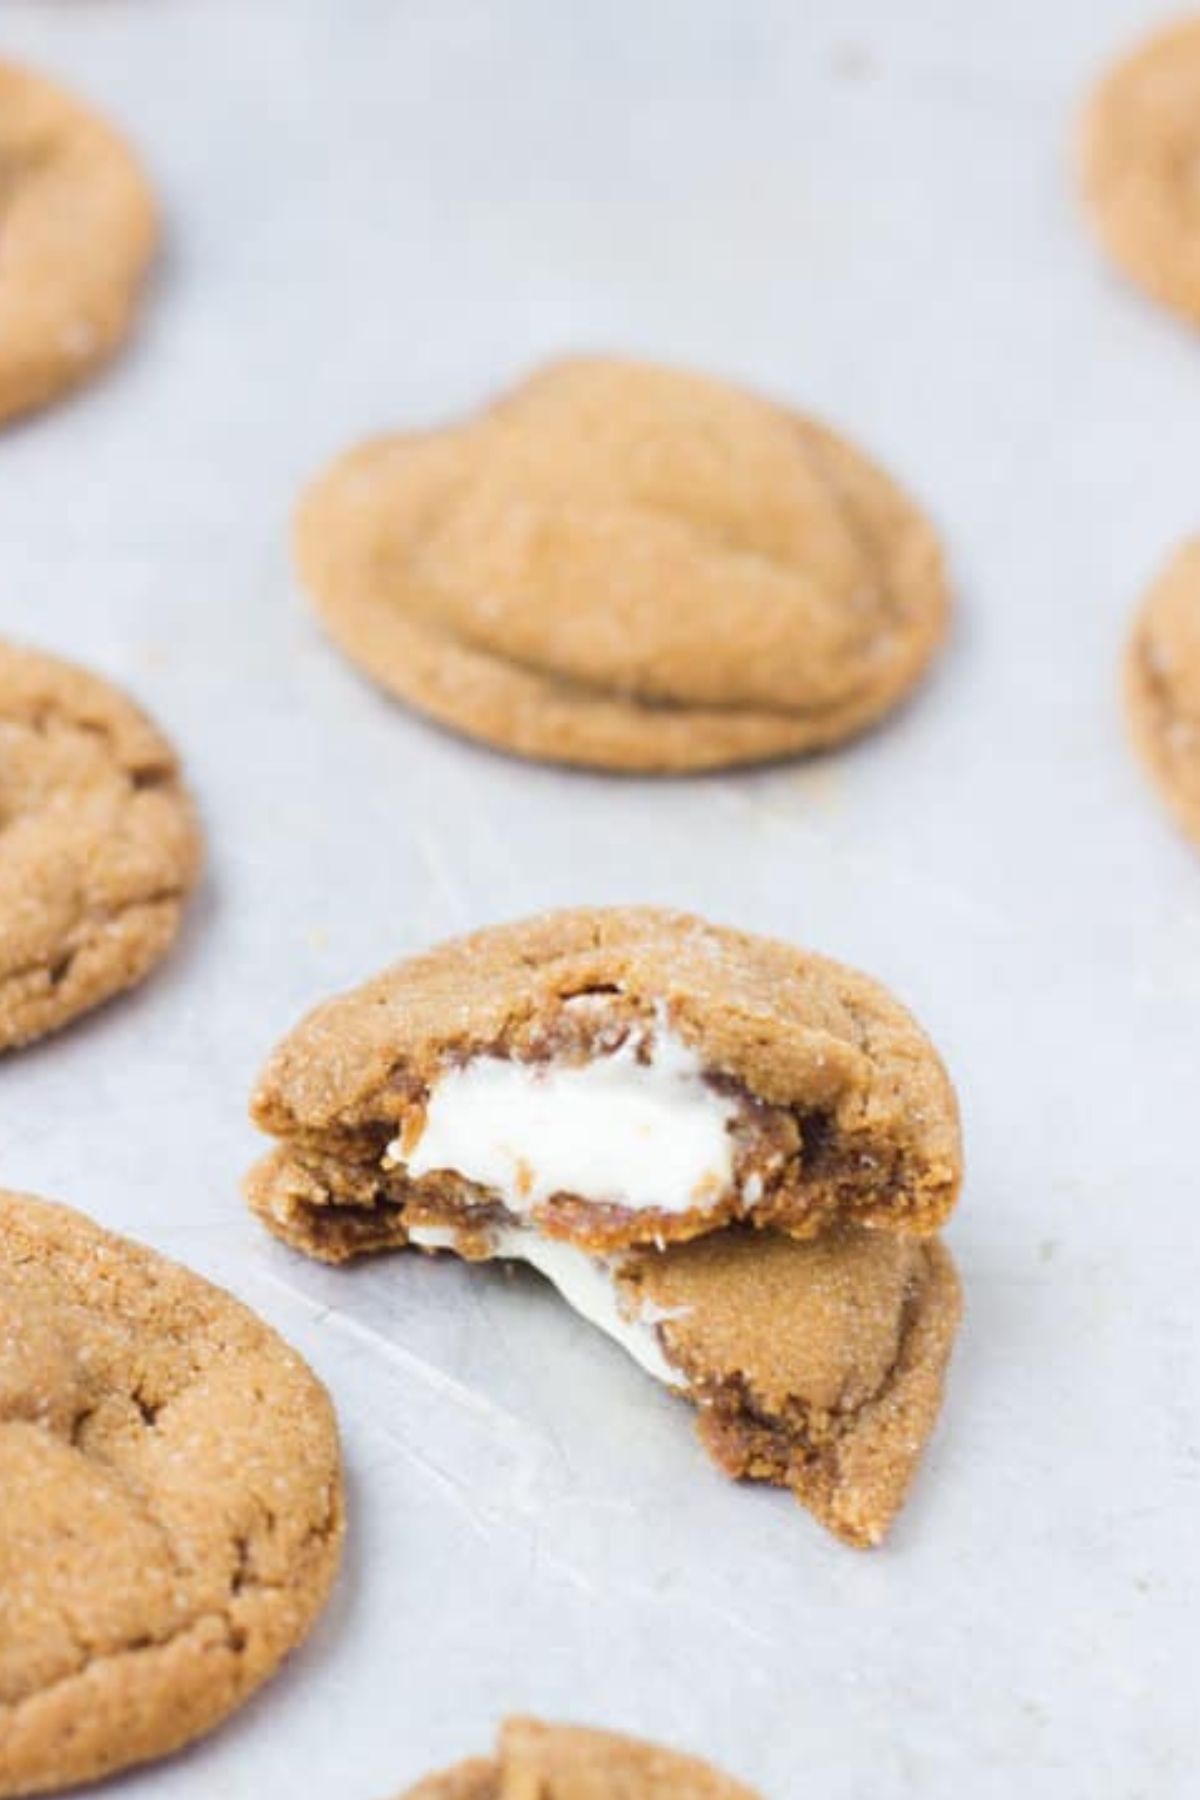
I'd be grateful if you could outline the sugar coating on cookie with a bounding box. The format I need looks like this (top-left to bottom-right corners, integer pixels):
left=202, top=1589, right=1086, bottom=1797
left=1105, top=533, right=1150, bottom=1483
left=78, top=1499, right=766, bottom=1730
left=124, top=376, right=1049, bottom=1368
left=396, top=1716, right=762, bottom=1799
left=247, top=908, right=963, bottom=1256
left=296, top=358, right=950, bottom=771
left=1126, top=537, right=1200, bottom=845
left=408, top=1221, right=960, bottom=1548
left=0, top=639, right=201, bottom=1051
left=0, top=63, right=157, bottom=423
left=1081, top=19, right=1200, bottom=327
left=0, top=1191, right=344, bottom=1797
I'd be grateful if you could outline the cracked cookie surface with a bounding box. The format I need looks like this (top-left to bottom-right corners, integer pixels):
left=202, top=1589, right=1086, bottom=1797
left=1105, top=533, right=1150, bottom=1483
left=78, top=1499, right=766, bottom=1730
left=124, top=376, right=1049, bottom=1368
left=1081, top=18, right=1200, bottom=327
left=248, top=907, right=962, bottom=1256
left=1126, top=538, right=1200, bottom=846
left=0, top=1190, right=344, bottom=1798
left=398, top=1716, right=761, bottom=1798
left=0, top=639, right=201, bottom=1051
left=0, top=62, right=157, bottom=424
left=297, top=357, right=950, bottom=771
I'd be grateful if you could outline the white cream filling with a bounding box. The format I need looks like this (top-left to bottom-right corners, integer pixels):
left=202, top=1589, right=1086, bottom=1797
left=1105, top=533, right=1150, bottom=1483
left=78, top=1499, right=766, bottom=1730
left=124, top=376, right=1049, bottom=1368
left=390, top=1019, right=739, bottom=1218
left=407, top=1223, right=685, bottom=1388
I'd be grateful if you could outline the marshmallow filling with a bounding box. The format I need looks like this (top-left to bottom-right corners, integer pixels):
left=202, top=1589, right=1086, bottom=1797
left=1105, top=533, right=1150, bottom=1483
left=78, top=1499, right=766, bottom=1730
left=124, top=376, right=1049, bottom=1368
left=387, top=1020, right=745, bottom=1220
left=407, top=1222, right=685, bottom=1388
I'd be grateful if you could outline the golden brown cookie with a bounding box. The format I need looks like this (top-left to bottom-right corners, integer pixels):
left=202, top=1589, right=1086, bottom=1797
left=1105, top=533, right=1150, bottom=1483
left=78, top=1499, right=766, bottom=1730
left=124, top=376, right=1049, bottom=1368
left=247, top=907, right=962, bottom=1256
left=396, top=1717, right=761, bottom=1799
left=625, top=1227, right=960, bottom=1548
left=297, top=358, right=950, bottom=772
left=0, top=1190, right=344, bottom=1797
left=1126, top=537, right=1200, bottom=844
left=1080, top=18, right=1200, bottom=327
left=398, top=1221, right=960, bottom=1548
left=0, top=63, right=157, bottom=424
left=0, top=639, right=202, bottom=1051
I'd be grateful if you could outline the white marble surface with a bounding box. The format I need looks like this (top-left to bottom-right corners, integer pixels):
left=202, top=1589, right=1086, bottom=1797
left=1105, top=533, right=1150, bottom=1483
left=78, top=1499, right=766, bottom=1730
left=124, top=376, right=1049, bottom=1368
left=1, top=2, right=1197, bottom=1794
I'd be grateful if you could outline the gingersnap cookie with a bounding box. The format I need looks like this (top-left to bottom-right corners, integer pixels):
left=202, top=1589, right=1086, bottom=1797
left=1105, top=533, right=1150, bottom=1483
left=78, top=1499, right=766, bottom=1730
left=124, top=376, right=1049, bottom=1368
left=297, top=357, right=950, bottom=772
left=0, top=1189, right=344, bottom=1798
left=247, top=907, right=962, bottom=1259
left=1081, top=19, right=1200, bottom=328
left=0, top=63, right=157, bottom=424
left=397, top=1717, right=760, bottom=1799
left=393, top=1220, right=960, bottom=1547
left=0, top=639, right=201, bottom=1051
left=1126, top=537, right=1200, bottom=844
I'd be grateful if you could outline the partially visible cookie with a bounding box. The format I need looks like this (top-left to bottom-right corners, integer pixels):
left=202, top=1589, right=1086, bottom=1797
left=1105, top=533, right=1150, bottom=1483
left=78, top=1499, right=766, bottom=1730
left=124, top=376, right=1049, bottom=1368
left=297, top=357, right=950, bottom=772
left=248, top=907, right=962, bottom=1257
left=397, top=1717, right=761, bottom=1799
left=0, top=63, right=157, bottom=424
left=0, top=1190, right=344, bottom=1797
left=0, top=639, right=201, bottom=1051
left=1081, top=19, right=1200, bottom=327
left=1126, top=538, right=1200, bottom=845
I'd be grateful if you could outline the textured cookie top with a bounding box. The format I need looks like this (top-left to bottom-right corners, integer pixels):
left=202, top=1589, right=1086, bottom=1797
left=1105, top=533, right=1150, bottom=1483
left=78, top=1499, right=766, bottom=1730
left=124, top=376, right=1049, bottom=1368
left=623, top=1227, right=960, bottom=1546
left=0, top=1191, right=344, bottom=1797
left=0, top=62, right=157, bottom=423
left=0, top=639, right=201, bottom=1051
left=1126, top=537, right=1200, bottom=844
left=399, top=1717, right=760, bottom=1799
left=250, top=908, right=962, bottom=1251
left=1081, top=19, right=1200, bottom=326
left=297, top=358, right=949, bottom=771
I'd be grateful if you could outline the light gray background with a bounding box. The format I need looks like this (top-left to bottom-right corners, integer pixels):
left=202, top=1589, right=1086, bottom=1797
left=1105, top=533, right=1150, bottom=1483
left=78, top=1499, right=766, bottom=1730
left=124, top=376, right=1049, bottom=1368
left=1, top=2, right=1197, bottom=1795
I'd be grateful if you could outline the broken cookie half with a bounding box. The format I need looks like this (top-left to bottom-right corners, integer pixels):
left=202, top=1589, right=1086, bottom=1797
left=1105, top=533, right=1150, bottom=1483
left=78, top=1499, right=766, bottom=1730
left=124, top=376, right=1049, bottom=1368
left=396, top=1716, right=761, bottom=1799
left=249, top=907, right=962, bottom=1254
left=247, top=909, right=963, bottom=1546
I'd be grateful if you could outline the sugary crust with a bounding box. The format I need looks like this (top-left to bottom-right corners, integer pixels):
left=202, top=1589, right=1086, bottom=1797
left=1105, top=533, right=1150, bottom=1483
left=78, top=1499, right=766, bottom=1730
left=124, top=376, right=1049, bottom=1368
left=622, top=1230, right=961, bottom=1548
left=1080, top=18, right=1200, bottom=327
left=0, top=62, right=157, bottom=423
left=1126, top=537, right=1200, bottom=846
left=0, top=1191, right=344, bottom=1797
left=394, top=1718, right=760, bottom=1799
left=0, top=639, right=202, bottom=1051
left=248, top=908, right=962, bottom=1252
left=296, top=358, right=949, bottom=772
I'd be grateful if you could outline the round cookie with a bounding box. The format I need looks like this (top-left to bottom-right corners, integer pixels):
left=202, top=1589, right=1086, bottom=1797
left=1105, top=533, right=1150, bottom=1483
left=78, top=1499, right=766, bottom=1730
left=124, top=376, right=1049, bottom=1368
left=0, top=639, right=202, bottom=1051
left=397, top=1717, right=761, bottom=1799
left=0, top=1190, right=345, bottom=1797
left=247, top=906, right=963, bottom=1257
left=1081, top=19, right=1200, bottom=327
left=1126, top=537, right=1200, bottom=845
left=296, top=358, right=950, bottom=772
left=0, top=63, right=157, bottom=424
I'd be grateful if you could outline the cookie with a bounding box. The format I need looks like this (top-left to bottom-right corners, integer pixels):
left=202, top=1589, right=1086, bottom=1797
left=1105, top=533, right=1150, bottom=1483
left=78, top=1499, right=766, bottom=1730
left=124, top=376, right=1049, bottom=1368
left=0, top=63, right=157, bottom=424
left=296, top=357, right=950, bottom=772
left=1080, top=19, right=1200, bottom=327
left=1126, top=537, right=1200, bottom=844
left=397, top=1717, right=761, bottom=1799
left=394, top=1219, right=959, bottom=1547
left=0, top=1190, right=344, bottom=1797
left=0, top=639, right=201, bottom=1051
left=247, top=907, right=962, bottom=1257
